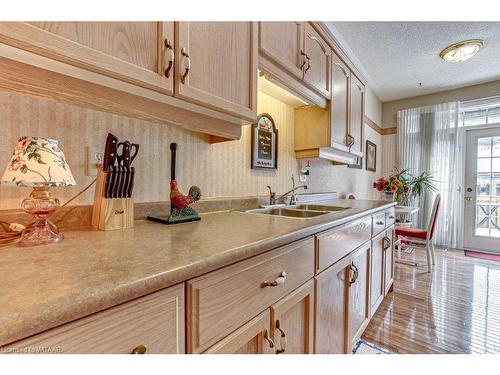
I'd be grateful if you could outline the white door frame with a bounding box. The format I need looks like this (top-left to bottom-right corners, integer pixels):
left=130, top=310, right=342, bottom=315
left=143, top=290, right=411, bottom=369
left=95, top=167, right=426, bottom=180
left=463, top=126, right=500, bottom=253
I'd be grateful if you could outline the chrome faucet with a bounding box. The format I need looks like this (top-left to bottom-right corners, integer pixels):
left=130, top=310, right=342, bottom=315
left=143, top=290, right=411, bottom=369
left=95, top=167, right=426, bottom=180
left=267, top=175, right=307, bottom=206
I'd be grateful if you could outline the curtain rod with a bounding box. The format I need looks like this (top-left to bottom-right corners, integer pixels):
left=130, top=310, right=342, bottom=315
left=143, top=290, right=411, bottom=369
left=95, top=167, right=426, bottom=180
left=460, top=94, right=500, bottom=105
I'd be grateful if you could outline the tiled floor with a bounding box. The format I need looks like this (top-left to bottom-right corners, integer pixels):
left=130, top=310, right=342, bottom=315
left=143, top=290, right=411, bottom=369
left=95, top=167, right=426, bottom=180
left=362, top=247, right=500, bottom=353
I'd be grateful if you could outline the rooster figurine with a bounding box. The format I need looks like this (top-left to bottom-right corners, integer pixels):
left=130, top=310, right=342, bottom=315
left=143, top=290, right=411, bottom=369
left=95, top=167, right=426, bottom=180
left=170, top=180, right=201, bottom=212
left=147, top=143, right=202, bottom=225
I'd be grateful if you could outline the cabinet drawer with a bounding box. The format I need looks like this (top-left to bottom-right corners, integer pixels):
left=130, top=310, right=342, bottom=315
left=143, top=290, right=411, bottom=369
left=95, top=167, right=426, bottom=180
left=186, top=237, right=314, bottom=353
left=3, top=284, right=185, bottom=354
left=385, top=207, right=396, bottom=227
left=372, top=211, right=386, bottom=236
left=316, top=216, right=372, bottom=272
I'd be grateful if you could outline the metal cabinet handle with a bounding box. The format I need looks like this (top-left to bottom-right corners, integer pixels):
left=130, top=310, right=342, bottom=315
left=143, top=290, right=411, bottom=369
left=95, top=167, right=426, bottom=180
left=262, top=271, right=287, bottom=287
left=376, top=221, right=384, bottom=226
left=131, top=345, right=147, bottom=354
left=383, top=236, right=392, bottom=250
left=180, top=47, right=191, bottom=84
left=300, top=50, right=307, bottom=69
left=275, top=320, right=287, bottom=354
left=263, top=329, right=275, bottom=348
left=349, top=135, right=355, bottom=146
left=389, top=215, right=395, bottom=220
left=349, top=263, right=358, bottom=285
left=164, top=39, right=174, bottom=78
left=304, top=55, right=311, bottom=74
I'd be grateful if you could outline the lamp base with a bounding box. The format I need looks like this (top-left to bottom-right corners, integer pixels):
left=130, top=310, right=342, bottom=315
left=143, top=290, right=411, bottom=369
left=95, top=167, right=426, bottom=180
left=20, top=185, right=63, bottom=247
left=20, top=219, right=63, bottom=247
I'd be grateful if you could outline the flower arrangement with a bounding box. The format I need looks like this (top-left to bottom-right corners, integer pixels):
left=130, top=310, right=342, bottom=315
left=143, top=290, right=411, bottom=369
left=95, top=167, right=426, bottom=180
left=373, top=168, right=437, bottom=206
left=373, top=175, right=410, bottom=203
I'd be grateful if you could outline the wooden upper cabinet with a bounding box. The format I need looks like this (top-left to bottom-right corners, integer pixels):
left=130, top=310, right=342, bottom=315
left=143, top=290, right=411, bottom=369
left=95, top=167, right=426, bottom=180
left=314, top=256, right=350, bottom=354
left=330, top=52, right=351, bottom=152
left=204, top=310, right=273, bottom=354
left=258, top=22, right=304, bottom=79
left=349, top=73, right=365, bottom=156
left=303, top=23, right=330, bottom=98
left=4, top=22, right=174, bottom=94
left=348, top=244, right=371, bottom=351
left=175, top=22, right=257, bottom=122
left=270, top=280, right=314, bottom=354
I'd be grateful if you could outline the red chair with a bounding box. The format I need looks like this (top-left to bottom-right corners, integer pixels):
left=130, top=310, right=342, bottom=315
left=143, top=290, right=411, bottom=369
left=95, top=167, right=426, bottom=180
left=395, top=194, right=441, bottom=273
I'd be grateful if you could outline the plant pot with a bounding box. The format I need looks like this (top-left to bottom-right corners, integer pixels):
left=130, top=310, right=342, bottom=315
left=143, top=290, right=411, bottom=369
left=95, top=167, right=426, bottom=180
left=383, top=191, right=395, bottom=201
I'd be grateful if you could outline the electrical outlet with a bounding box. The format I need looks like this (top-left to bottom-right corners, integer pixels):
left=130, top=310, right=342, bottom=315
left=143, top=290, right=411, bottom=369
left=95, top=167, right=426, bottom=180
left=299, top=174, right=307, bottom=183
left=86, top=147, right=103, bottom=176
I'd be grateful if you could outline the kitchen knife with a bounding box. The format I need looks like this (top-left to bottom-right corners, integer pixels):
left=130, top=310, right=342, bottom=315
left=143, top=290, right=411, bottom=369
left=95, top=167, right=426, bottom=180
left=102, top=133, right=118, bottom=172
left=116, top=141, right=131, bottom=198
left=106, top=165, right=116, bottom=198
left=113, top=166, right=124, bottom=198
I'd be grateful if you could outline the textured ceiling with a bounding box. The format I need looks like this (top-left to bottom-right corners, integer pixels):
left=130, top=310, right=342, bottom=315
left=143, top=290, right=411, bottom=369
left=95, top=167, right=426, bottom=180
left=327, top=22, right=500, bottom=102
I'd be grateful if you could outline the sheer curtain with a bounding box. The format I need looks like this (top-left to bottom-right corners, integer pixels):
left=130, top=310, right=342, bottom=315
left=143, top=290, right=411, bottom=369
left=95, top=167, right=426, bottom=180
left=397, top=102, right=464, bottom=248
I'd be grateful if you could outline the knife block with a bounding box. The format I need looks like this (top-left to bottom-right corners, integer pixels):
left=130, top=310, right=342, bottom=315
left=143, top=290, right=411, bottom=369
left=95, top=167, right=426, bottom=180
left=92, top=170, right=134, bottom=230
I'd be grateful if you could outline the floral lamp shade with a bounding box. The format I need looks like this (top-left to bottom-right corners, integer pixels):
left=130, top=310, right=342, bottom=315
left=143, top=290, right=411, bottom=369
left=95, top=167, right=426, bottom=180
left=1, top=136, right=76, bottom=187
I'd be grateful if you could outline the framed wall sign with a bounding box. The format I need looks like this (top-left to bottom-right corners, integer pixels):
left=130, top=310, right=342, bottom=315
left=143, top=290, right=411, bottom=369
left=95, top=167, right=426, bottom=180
left=251, top=113, right=278, bottom=169
left=365, top=140, right=377, bottom=172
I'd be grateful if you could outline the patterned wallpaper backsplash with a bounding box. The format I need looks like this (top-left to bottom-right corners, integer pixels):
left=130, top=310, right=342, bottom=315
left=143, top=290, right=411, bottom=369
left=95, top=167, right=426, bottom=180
left=0, top=90, right=382, bottom=210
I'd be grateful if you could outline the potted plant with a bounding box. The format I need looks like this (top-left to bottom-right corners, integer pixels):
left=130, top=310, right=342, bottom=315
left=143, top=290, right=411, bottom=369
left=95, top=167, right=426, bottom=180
left=374, top=169, right=438, bottom=225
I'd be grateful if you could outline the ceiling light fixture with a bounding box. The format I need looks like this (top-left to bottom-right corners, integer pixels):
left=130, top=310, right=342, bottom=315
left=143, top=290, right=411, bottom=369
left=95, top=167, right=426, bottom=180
left=439, top=39, right=484, bottom=63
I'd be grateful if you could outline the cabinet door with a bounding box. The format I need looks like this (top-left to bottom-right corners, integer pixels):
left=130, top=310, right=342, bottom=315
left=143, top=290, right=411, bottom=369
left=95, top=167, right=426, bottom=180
left=270, top=280, right=314, bottom=354
left=330, top=52, right=350, bottom=152
left=348, top=243, right=371, bottom=351
left=384, top=226, right=395, bottom=296
left=204, top=310, right=273, bottom=354
left=9, top=22, right=174, bottom=94
left=258, top=22, right=304, bottom=79
left=303, top=23, right=330, bottom=98
left=349, top=74, right=365, bottom=157
left=175, top=22, right=257, bottom=122
left=370, top=232, right=385, bottom=317
left=314, top=256, right=351, bottom=354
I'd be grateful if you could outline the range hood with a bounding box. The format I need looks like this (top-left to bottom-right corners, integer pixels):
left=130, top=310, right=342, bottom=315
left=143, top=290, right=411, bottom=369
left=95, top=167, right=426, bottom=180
left=295, top=147, right=357, bottom=165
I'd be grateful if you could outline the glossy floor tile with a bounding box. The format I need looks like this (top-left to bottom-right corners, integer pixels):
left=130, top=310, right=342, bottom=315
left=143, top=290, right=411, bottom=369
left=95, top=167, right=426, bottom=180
left=363, top=247, right=500, bottom=354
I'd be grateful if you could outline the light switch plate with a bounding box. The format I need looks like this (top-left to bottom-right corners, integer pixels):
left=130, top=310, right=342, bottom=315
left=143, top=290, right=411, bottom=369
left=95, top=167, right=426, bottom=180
left=86, top=147, right=103, bottom=176
left=299, top=175, right=307, bottom=183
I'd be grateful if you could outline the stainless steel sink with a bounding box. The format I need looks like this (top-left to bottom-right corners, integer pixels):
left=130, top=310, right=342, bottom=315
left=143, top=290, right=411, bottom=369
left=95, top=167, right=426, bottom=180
left=244, top=204, right=350, bottom=219
left=293, top=204, right=350, bottom=212
left=252, top=208, right=327, bottom=219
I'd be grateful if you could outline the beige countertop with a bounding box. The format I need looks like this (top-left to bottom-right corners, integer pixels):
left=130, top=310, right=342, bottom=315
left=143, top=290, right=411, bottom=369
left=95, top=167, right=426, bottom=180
left=0, top=198, right=395, bottom=347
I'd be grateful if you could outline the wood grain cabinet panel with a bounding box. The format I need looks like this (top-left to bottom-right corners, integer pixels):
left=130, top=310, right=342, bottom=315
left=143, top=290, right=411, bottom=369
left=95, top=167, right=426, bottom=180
left=303, top=23, right=330, bottom=98
left=0, top=22, right=174, bottom=94
left=258, top=21, right=304, bottom=79
left=314, top=255, right=351, bottom=354
left=3, top=284, right=185, bottom=354
left=175, top=22, right=257, bottom=122
left=270, top=280, right=314, bottom=354
left=204, top=310, right=273, bottom=354
left=349, top=74, right=365, bottom=156
left=316, top=216, right=372, bottom=272
left=370, top=232, right=385, bottom=317
left=384, top=226, right=395, bottom=295
left=186, top=237, right=314, bottom=353
left=348, top=243, right=371, bottom=351
left=330, top=51, right=350, bottom=152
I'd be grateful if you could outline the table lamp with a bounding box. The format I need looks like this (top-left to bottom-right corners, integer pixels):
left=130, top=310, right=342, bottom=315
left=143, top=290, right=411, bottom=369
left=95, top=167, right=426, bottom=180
left=1, top=136, right=76, bottom=246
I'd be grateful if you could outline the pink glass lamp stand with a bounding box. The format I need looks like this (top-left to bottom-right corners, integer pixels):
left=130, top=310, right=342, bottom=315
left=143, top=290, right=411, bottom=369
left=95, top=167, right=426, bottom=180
left=20, top=185, right=63, bottom=247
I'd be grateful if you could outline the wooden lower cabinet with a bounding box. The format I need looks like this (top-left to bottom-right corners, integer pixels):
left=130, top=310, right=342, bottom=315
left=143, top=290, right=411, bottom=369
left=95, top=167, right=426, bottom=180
left=384, top=226, right=395, bottom=295
left=270, top=280, right=314, bottom=354
left=204, top=310, right=273, bottom=354
left=370, top=231, right=385, bottom=317
left=3, top=284, right=185, bottom=354
left=347, top=243, right=371, bottom=351
left=314, top=255, right=351, bottom=354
